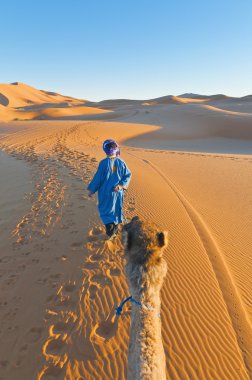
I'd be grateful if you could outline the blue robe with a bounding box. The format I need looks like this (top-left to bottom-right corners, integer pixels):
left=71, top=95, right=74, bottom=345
left=88, top=157, right=131, bottom=225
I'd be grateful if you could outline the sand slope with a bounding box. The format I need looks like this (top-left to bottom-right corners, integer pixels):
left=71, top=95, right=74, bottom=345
left=0, top=83, right=109, bottom=121
left=0, top=82, right=86, bottom=108
left=0, top=118, right=252, bottom=380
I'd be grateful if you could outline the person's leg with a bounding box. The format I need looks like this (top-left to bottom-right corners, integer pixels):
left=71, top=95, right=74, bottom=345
left=114, top=223, right=119, bottom=235
left=105, top=223, right=115, bottom=237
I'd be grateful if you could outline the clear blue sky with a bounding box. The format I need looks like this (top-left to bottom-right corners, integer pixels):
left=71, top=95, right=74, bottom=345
left=1, top=0, right=251, bottom=100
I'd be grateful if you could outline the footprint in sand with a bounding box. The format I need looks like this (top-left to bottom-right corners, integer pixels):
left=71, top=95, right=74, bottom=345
left=56, top=255, right=67, bottom=262
left=66, top=220, right=76, bottom=227
left=84, top=261, right=99, bottom=270
left=3, top=274, right=18, bottom=287
left=19, top=344, right=28, bottom=353
left=50, top=273, right=61, bottom=280
left=21, top=251, right=31, bottom=256
left=15, top=344, right=29, bottom=367
left=36, top=278, right=48, bottom=285
left=60, top=223, right=69, bottom=230
left=44, top=337, right=66, bottom=356
left=90, top=273, right=111, bottom=286
left=89, top=283, right=98, bottom=299
left=16, top=264, right=26, bottom=273
left=26, top=327, right=43, bottom=343
left=92, top=318, right=118, bottom=341
left=63, top=281, right=76, bottom=292
left=0, top=256, right=12, bottom=263
left=51, top=320, right=70, bottom=335
left=71, top=241, right=83, bottom=250
left=38, top=365, right=64, bottom=379
left=109, top=267, right=121, bottom=277
left=32, top=258, right=40, bottom=264
left=89, top=226, right=103, bottom=236
left=87, top=235, right=99, bottom=242
left=127, top=207, right=135, bottom=212
left=0, top=360, right=8, bottom=370
left=0, top=300, right=8, bottom=308
left=87, top=226, right=104, bottom=247
left=88, top=253, right=103, bottom=262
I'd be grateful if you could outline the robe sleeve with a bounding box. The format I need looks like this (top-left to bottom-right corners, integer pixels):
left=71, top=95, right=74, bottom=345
left=88, top=162, right=104, bottom=193
left=119, top=162, right=132, bottom=188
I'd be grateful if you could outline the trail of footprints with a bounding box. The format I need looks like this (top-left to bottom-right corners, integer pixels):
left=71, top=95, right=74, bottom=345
left=0, top=124, right=99, bottom=250
left=1, top=143, right=66, bottom=247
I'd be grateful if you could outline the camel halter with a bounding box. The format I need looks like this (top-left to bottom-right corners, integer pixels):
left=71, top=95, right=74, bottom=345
left=115, top=295, right=160, bottom=317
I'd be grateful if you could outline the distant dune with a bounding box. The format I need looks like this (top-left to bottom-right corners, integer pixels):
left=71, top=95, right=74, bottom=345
left=142, top=95, right=210, bottom=105
left=1, top=82, right=252, bottom=121
left=0, top=82, right=110, bottom=121
left=0, top=82, right=86, bottom=108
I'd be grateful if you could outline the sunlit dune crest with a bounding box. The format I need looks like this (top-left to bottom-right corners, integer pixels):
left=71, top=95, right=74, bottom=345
left=0, top=82, right=109, bottom=121
left=201, top=104, right=252, bottom=116
left=142, top=95, right=210, bottom=105
left=0, top=82, right=86, bottom=107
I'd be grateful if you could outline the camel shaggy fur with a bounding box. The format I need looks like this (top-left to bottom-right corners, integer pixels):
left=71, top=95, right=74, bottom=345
left=122, top=216, right=168, bottom=380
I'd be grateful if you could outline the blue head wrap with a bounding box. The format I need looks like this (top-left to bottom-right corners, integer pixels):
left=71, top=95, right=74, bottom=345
left=103, top=139, right=120, bottom=157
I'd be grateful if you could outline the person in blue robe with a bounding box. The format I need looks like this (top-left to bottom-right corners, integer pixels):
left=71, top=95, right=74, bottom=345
left=88, top=139, right=132, bottom=239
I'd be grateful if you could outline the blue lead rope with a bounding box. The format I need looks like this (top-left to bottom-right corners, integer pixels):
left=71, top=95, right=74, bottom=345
left=115, top=295, right=158, bottom=316
left=115, top=295, right=135, bottom=316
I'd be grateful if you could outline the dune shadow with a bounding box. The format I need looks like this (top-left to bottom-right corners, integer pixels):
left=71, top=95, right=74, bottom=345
left=0, top=93, right=9, bottom=106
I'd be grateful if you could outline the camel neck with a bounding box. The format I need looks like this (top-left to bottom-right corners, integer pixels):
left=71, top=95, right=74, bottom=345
left=131, top=288, right=161, bottom=311
left=127, top=291, right=166, bottom=380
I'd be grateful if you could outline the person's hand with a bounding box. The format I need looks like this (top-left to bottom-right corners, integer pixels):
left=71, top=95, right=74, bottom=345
left=114, top=185, right=123, bottom=192
left=88, top=191, right=94, bottom=198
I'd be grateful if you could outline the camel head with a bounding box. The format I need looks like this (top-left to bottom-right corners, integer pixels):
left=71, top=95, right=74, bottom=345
left=122, top=216, right=168, bottom=292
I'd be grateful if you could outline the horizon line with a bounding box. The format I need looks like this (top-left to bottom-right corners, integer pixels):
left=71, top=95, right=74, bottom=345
left=1, top=81, right=252, bottom=103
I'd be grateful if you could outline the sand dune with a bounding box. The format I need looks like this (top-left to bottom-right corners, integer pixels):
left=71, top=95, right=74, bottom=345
left=1, top=83, right=252, bottom=125
left=112, top=103, right=252, bottom=154
left=0, top=84, right=252, bottom=379
left=0, top=82, right=85, bottom=108
left=0, top=83, right=109, bottom=122
left=178, top=93, right=236, bottom=101
left=201, top=104, right=252, bottom=116
left=143, top=95, right=211, bottom=105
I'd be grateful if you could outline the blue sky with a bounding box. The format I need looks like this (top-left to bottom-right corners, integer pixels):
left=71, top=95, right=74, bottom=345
left=1, top=0, right=251, bottom=100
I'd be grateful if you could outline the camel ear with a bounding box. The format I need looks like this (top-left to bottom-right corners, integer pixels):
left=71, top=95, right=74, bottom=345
left=156, top=231, right=168, bottom=248
left=132, top=216, right=140, bottom=222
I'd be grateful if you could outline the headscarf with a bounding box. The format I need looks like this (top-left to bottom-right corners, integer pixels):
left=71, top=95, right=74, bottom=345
left=102, top=139, right=120, bottom=157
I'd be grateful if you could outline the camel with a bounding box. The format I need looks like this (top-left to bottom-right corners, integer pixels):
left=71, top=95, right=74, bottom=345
left=121, top=216, right=168, bottom=380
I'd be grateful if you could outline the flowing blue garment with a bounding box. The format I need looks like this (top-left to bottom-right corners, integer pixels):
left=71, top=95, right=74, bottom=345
left=88, top=157, right=131, bottom=225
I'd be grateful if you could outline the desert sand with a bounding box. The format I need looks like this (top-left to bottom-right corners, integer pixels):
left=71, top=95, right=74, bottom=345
left=0, top=83, right=252, bottom=380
